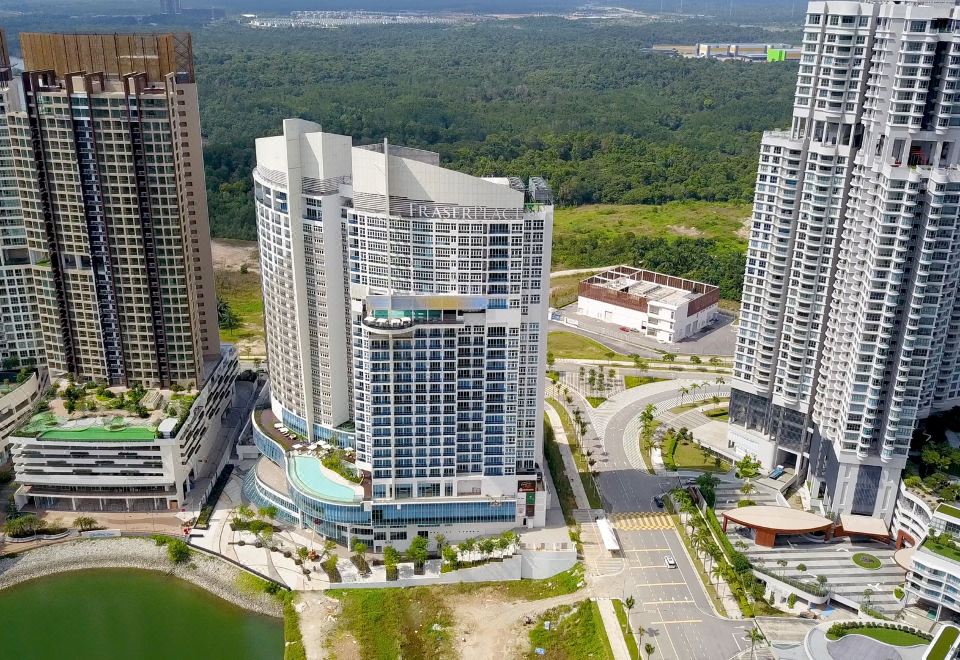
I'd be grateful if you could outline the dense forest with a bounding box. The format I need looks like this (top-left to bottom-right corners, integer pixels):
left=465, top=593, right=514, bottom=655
left=194, top=19, right=796, bottom=239
left=0, top=12, right=799, bottom=295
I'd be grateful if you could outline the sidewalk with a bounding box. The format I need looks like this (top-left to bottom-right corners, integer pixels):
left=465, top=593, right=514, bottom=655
left=597, top=598, right=632, bottom=660
left=545, top=403, right=591, bottom=510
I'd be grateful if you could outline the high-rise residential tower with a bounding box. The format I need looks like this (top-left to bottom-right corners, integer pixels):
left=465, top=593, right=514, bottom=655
left=729, top=0, right=960, bottom=521
left=7, top=32, right=218, bottom=388
left=247, top=119, right=552, bottom=548
left=0, top=32, right=42, bottom=369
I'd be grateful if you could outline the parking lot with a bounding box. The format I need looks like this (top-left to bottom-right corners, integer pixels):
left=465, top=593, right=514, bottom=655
left=554, top=303, right=737, bottom=357
left=609, top=527, right=757, bottom=660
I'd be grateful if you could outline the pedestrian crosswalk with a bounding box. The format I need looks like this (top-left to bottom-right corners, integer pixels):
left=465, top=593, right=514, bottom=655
left=610, top=511, right=674, bottom=530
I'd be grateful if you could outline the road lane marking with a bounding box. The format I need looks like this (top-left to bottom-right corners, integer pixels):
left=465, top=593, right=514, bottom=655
left=642, top=600, right=694, bottom=606
left=637, top=581, right=687, bottom=587
left=651, top=619, right=702, bottom=624
left=624, top=548, right=671, bottom=552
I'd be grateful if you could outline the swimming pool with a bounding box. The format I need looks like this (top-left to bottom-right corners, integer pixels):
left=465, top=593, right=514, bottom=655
left=288, top=455, right=362, bottom=503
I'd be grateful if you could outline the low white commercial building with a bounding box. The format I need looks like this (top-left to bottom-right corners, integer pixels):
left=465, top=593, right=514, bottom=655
left=10, top=346, right=238, bottom=512
left=577, top=266, right=719, bottom=342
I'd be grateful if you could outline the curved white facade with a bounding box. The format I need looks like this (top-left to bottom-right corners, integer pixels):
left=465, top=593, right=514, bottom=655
left=251, top=120, right=552, bottom=547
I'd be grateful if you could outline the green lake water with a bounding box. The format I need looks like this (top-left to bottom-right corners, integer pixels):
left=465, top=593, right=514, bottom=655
left=0, top=568, right=283, bottom=660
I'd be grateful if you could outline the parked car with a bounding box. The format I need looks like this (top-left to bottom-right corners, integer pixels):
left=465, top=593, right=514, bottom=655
left=619, top=326, right=631, bottom=332
left=653, top=495, right=664, bottom=508
left=664, top=555, right=677, bottom=569
left=683, top=478, right=698, bottom=486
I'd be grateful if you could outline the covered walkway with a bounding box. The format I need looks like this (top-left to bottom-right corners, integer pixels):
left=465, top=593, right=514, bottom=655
left=721, top=505, right=833, bottom=547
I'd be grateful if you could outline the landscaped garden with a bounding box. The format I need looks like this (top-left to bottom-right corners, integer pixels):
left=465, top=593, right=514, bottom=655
left=546, top=399, right=603, bottom=509
left=624, top=375, right=665, bottom=389
left=928, top=625, right=960, bottom=660
left=826, top=622, right=931, bottom=646
left=852, top=552, right=882, bottom=570
left=661, top=427, right=729, bottom=473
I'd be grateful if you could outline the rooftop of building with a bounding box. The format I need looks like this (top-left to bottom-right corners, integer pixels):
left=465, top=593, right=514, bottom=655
left=13, top=378, right=200, bottom=442
left=580, top=265, right=718, bottom=307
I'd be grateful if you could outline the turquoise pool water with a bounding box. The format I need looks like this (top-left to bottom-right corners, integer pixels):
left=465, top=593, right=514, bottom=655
left=289, top=454, right=360, bottom=502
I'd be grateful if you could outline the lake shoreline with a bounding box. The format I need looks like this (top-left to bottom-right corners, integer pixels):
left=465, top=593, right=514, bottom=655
left=0, top=537, right=283, bottom=618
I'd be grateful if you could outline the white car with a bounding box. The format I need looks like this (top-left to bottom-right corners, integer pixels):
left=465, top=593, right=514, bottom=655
left=664, top=555, right=677, bottom=569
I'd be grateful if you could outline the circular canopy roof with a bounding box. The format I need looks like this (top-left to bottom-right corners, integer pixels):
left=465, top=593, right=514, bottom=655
left=722, top=505, right=832, bottom=534
left=894, top=546, right=916, bottom=571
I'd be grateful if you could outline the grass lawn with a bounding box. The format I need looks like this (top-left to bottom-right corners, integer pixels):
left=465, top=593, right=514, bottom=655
left=528, top=600, right=614, bottom=659
left=550, top=271, right=604, bottom=309
left=670, top=397, right=730, bottom=414
left=328, top=586, right=455, bottom=659
left=923, top=537, right=960, bottom=563
left=827, top=626, right=930, bottom=646
left=543, top=415, right=577, bottom=525
left=852, top=552, right=882, bottom=570
left=624, top=376, right=665, bottom=389
left=671, top=438, right=730, bottom=473
left=548, top=331, right=630, bottom=361
left=547, top=398, right=603, bottom=509
left=929, top=625, right=960, bottom=659
left=215, top=269, right=265, bottom=344
left=453, top=565, right=585, bottom=602
left=587, top=396, right=606, bottom=408
left=552, top=201, right=749, bottom=270
left=704, top=407, right=729, bottom=421
left=612, top=599, right=640, bottom=660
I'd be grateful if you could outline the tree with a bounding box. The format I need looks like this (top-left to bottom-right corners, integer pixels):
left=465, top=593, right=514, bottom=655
left=234, top=504, right=254, bottom=521
left=73, top=516, right=98, bottom=531
left=406, top=535, right=430, bottom=571
left=257, top=505, right=278, bottom=520
left=662, top=353, right=676, bottom=363
left=384, top=545, right=401, bottom=567
left=679, top=385, right=689, bottom=403
left=695, top=472, right=719, bottom=507
left=632, top=354, right=649, bottom=371
left=352, top=540, right=367, bottom=562
left=217, top=296, right=240, bottom=330
left=709, top=357, right=722, bottom=366
left=644, top=642, right=656, bottom=660
left=296, top=546, right=310, bottom=563
left=715, top=376, right=725, bottom=386
left=746, top=626, right=765, bottom=659
left=320, top=538, right=338, bottom=561
left=734, top=454, right=762, bottom=479
left=776, top=558, right=787, bottom=575
left=690, top=355, right=701, bottom=364
left=546, top=352, right=555, bottom=369
left=740, top=481, right=755, bottom=495
left=434, top=533, right=446, bottom=551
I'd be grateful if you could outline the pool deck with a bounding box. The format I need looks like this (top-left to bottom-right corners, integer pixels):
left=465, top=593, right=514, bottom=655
left=288, top=454, right=363, bottom=504
left=255, top=408, right=299, bottom=451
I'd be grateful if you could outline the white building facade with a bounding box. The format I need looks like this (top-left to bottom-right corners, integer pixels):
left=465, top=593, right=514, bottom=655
left=576, top=266, right=719, bottom=342
left=729, top=0, right=960, bottom=521
left=249, top=120, right=552, bottom=549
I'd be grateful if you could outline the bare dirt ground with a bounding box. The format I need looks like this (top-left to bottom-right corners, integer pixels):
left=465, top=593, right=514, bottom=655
left=212, top=238, right=259, bottom=272
left=448, top=590, right=589, bottom=659
left=668, top=224, right=704, bottom=238
left=736, top=215, right=753, bottom=240
left=298, top=592, right=344, bottom=660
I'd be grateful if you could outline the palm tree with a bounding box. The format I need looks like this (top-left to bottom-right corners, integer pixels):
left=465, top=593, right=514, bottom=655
left=715, top=376, right=725, bottom=386
left=710, top=563, right=725, bottom=591
left=434, top=533, right=446, bottom=552
left=745, top=626, right=765, bottom=659
left=776, top=559, right=788, bottom=576
left=679, top=385, right=689, bottom=403
left=644, top=642, right=656, bottom=660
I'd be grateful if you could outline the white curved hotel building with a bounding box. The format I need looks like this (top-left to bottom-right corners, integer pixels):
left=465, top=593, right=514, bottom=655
left=729, top=0, right=960, bottom=521
left=247, top=119, right=552, bottom=549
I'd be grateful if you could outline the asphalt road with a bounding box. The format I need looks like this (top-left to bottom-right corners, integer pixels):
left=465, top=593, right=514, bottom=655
left=581, top=379, right=756, bottom=658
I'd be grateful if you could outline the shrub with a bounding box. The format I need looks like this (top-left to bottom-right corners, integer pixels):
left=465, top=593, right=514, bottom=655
left=323, top=556, right=341, bottom=583
left=894, top=587, right=905, bottom=600
left=166, top=539, right=192, bottom=564
left=788, top=593, right=797, bottom=608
